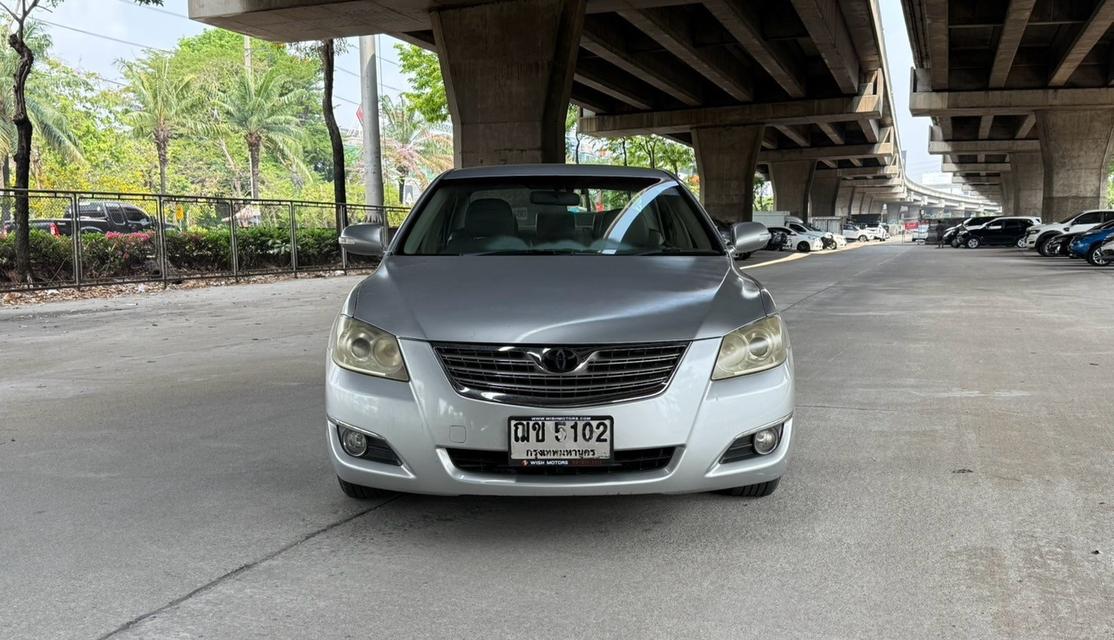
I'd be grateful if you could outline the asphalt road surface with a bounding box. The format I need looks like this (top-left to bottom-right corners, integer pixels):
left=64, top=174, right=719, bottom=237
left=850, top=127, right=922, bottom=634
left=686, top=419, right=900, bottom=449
left=2, top=243, right=1112, bottom=639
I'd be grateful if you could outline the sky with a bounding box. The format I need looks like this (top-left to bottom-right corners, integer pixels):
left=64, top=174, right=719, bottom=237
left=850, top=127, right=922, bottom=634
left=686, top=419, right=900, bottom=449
left=39, top=0, right=940, bottom=181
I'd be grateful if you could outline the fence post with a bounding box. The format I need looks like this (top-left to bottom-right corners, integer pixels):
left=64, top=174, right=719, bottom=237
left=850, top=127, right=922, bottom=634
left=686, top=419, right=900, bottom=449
left=228, top=199, right=239, bottom=281
left=156, top=195, right=169, bottom=287
left=290, top=201, right=298, bottom=276
left=69, top=193, right=81, bottom=289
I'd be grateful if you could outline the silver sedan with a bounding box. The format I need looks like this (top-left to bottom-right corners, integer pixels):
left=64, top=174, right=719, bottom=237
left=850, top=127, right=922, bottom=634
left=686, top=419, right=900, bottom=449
left=327, top=165, right=794, bottom=498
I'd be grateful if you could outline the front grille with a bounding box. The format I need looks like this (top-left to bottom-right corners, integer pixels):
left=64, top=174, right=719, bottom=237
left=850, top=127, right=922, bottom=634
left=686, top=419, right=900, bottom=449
left=446, top=447, right=676, bottom=475
left=432, top=341, right=688, bottom=407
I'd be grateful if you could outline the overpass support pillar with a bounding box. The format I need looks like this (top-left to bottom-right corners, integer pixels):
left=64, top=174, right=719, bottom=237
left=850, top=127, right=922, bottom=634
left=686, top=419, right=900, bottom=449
left=850, top=190, right=869, bottom=218
left=1010, top=151, right=1044, bottom=217
left=1000, top=172, right=1016, bottom=213
left=692, top=125, right=764, bottom=222
left=809, top=173, right=840, bottom=219
left=834, top=183, right=853, bottom=217
left=432, top=0, right=584, bottom=166
left=1036, top=110, right=1114, bottom=219
left=769, top=160, right=816, bottom=219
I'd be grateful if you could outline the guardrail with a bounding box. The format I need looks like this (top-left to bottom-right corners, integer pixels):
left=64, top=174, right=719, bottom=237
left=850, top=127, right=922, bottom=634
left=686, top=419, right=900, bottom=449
left=0, top=189, right=410, bottom=292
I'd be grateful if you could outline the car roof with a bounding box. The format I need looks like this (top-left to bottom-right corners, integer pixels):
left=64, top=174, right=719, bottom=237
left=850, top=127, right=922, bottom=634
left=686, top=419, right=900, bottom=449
left=439, top=164, right=675, bottom=181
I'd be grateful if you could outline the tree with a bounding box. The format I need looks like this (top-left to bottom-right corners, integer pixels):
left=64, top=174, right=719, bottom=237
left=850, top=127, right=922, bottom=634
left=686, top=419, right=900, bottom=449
left=318, top=39, right=346, bottom=226
left=215, top=67, right=307, bottom=199
left=379, top=94, right=451, bottom=203
left=395, top=43, right=448, bottom=124
left=121, top=56, right=202, bottom=193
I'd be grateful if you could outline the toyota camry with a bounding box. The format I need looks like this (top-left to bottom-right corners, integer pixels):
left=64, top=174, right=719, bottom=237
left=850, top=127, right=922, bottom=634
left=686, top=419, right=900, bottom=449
left=327, top=165, right=794, bottom=498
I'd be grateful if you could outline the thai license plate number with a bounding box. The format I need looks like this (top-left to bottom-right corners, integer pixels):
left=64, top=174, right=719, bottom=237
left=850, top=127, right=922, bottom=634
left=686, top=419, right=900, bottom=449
left=508, top=417, right=613, bottom=467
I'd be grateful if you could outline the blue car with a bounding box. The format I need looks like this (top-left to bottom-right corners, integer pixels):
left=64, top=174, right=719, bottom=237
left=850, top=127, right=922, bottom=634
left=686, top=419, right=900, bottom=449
left=1069, top=220, right=1114, bottom=265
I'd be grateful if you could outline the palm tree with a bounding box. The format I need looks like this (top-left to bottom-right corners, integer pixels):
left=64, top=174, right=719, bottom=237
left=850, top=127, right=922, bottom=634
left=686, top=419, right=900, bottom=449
left=379, top=94, right=451, bottom=203
left=215, top=67, right=307, bottom=199
left=121, top=56, right=203, bottom=194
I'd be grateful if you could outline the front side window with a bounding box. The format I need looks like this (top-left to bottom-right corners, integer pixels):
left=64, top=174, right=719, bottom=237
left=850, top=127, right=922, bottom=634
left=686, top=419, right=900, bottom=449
left=398, top=176, right=722, bottom=256
left=1074, top=212, right=1101, bottom=225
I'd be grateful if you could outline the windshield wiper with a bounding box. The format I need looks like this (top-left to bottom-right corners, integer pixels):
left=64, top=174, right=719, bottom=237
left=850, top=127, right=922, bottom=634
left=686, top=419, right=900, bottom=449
left=471, top=249, right=588, bottom=256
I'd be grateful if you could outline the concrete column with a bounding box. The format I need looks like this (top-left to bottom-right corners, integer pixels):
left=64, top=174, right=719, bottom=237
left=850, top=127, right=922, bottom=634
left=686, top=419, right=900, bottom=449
left=1010, top=150, right=1044, bottom=218
left=1000, top=172, right=1016, bottom=214
left=809, top=173, right=840, bottom=218
left=1036, top=109, right=1114, bottom=221
left=769, top=160, right=816, bottom=219
left=692, top=125, right=764, bottom=222
left=432, top=0, right=585, bottom=166
left=850, top=190, right=869, bottom=218
left=834, top=182, right=853, bottom=217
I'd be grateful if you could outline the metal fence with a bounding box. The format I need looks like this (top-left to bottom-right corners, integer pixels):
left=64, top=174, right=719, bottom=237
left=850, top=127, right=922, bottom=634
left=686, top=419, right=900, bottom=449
left=0, top=189, right=410, bottom=292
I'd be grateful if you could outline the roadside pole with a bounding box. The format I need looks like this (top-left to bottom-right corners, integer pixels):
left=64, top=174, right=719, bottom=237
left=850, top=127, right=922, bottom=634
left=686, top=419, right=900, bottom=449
left=360, top=36, right=385, bottom=213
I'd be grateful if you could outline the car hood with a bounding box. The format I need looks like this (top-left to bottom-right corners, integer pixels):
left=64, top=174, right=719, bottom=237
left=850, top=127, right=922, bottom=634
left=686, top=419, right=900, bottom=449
left=345, top=256, right=771, bottom=344
left=1073, top=228, right=1114, bottom=244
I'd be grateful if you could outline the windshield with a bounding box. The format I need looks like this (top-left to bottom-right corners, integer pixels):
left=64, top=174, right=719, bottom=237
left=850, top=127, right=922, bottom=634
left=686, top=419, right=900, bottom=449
left=397, top=176, right=722, bottom=256
left=803, top=222, right=825, bottom=233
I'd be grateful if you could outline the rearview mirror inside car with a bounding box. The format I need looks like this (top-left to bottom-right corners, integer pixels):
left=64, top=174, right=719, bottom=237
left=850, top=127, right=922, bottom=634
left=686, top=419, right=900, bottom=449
left=530, top=190, right=580, bottom=206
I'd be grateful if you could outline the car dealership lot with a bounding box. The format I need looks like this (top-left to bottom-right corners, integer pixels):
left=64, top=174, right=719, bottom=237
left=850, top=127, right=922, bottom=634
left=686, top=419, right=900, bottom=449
left=2, top=245, right=1112, bottom=639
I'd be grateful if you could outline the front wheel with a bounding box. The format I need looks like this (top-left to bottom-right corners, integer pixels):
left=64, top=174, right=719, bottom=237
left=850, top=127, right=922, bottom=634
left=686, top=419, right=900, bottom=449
left=1038, top=236, right=1060, bottom=257
left=950, top=238, right=961, bottom=248
left=858, top=235, right=868, bottom=242
left=1016, top=237, right=1027, bottom=249
left=1087, top=247, right=1111, bottom=266
left=966, top=238, right=980, bottom=249
left=797, top=242, right=810, bottom=253
left=717, top=478, right=780, bottom=498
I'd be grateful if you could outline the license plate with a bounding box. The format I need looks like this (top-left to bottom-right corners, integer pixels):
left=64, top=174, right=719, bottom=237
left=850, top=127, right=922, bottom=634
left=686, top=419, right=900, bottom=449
left=508, top=416, right=613, bottom=467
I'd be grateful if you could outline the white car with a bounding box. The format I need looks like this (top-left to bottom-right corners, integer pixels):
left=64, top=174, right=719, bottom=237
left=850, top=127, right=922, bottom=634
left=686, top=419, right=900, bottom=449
left=1100, top=237, right=1114, bottom=261
left=842, top=224, right=877, bottom=242
left=1024, top=210, right=1114, bottom=253
left=861, top=224, right=889, bottom=240
left=770, top=225, right=826, bottom=252
left=786, top=220, right=837, bottom=250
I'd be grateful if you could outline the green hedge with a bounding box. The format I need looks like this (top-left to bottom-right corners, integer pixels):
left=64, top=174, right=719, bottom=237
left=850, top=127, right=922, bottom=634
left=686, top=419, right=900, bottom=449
left=0, top=226, right=347, bottom=284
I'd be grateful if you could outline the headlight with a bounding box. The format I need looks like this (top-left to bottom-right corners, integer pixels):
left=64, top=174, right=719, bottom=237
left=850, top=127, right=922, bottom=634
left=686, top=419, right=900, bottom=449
left=712, top=315, right=789, bottom=380
left=331, top=314, right=408, bottom=381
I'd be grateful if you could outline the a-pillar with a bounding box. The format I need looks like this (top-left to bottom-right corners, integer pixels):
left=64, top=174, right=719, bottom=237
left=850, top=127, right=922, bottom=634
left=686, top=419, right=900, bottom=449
left=432, top=0, right=585, bottom=166
left=809, top=173, right=840, bottom=219
left=1036, top=110, right=1114, bottom=220
left=692, top=125, right=764, bottom=222
left=1010, top=150, right=1044, bottom=217
left=769, top=160, right=816, bottom=219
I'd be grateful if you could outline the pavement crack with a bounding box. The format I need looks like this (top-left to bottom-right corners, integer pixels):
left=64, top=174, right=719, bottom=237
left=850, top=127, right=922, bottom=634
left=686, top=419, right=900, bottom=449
left=92, top=494, right=402, bottom=640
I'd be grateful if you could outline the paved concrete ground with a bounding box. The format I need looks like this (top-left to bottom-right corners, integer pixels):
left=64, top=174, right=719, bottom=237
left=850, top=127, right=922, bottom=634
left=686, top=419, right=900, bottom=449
left=2, top=244, right=1112, bottom=639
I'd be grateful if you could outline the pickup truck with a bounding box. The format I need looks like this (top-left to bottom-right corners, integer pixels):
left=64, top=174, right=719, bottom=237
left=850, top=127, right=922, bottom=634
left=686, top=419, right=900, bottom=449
left=2, top=200, right=165, bottom=236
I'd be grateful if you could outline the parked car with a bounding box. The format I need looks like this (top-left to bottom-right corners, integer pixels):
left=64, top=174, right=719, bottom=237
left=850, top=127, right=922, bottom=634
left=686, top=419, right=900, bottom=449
left=786, top=220, right=835, bottom=250
left=842, top=224, right=877, bottom=242
left=956, top=217, right=1037, bottom=248
left=327, top=164, right=792, bottom=499
left=0, top=200, right=164, bottom=236
left=1099, top=237, right=1114, bottom=261
left=946, top=215, right=1001, bottom=247
left=772, top=224, right=825, bottom=252
left=1068, top=220, right=1114, bottom=265
left=860, top=223, right=889, bottom=240
left=1026, top=210, right=1114, bottom=255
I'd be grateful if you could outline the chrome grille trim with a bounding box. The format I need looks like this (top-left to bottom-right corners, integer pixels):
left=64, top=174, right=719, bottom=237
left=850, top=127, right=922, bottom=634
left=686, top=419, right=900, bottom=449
left=432, top=341, right=689, bottom=407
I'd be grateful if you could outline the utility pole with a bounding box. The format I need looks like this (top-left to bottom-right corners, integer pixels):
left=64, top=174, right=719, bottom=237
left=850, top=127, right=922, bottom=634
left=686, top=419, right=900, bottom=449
left=360, top=35, right=384, bottom=209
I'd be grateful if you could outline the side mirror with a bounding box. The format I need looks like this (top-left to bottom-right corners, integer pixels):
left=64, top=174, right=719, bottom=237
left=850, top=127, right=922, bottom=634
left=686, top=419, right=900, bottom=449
left=338, top=223, right=387, bottom=257
left=731, top=221, right=771, bottom=255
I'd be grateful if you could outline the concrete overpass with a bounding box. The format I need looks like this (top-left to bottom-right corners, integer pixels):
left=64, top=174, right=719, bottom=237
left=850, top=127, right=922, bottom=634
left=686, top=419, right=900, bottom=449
left=189, top=0, right=994, bottom=222
left=902, top=0, right=1114, bottom=220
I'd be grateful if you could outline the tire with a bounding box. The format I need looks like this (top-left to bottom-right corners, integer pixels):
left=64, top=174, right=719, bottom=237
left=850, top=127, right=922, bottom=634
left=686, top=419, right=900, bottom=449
left=1016, top=237, right=1027, bottom=249
left=1038, top=236, right=1060, bottom=257
left=966, top=237, right=980, bottom=249
left=337, top=476, right=394, bottom=500
left=1087, top=247, right=1111, bottom=266
left=858, top=235, right=868, bottom=242
left=950, top=239, right=960, bottom=248
left=717, top=478, right=781, bottom=498
left=797, top=241, right=810, bottom=253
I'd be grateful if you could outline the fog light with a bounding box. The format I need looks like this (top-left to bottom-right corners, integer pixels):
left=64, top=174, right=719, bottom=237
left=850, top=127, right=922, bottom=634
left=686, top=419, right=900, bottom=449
left=753, top=428, right=779, bottom=455
left=340, top=428, right=368, bottom=457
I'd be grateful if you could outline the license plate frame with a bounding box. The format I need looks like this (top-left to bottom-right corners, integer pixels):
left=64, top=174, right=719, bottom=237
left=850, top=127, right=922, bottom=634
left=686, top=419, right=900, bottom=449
left=508, top=416, right=614, bottom=467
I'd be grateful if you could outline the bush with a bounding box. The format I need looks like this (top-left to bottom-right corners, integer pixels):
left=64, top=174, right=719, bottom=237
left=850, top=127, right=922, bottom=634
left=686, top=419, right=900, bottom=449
left=81, top=232, right=155, bottom=279
left=235, top=225, right=292, bottom=271
left=295, top=227, right=341, bottom=267
left=0, top=229, right=74, bottom=283
left=165, top=229, right=232, bottom=273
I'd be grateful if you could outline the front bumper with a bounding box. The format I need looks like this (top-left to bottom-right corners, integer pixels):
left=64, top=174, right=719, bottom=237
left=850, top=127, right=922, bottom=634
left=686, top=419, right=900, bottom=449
left=326, top=338, right=794, bottom=496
